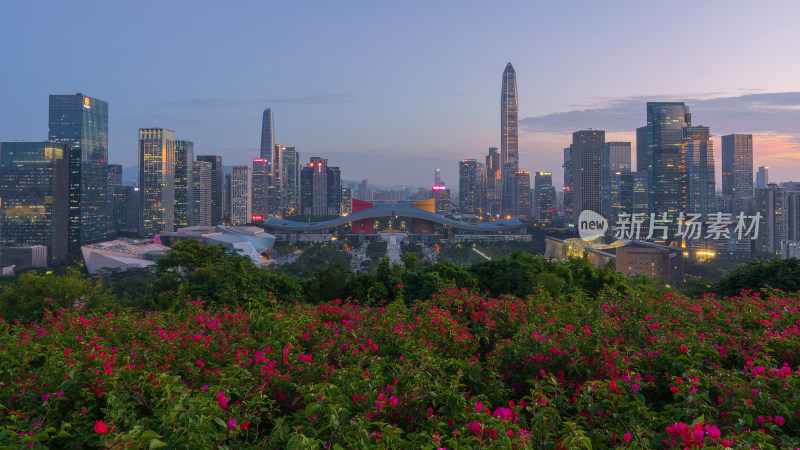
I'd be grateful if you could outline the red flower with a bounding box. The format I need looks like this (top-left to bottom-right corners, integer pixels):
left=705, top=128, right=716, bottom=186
left=94, top=420, right=108, bottom=434
left=680, top=344, right=688, bottom=353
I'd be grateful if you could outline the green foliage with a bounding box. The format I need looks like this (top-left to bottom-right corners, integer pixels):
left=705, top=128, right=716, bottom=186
left=365, top=241, right=388, bottom=260
left=712, top=257, right=800, bottom=298
left=271, top=243, right=351, bottom=277
left=0, top=267, right=114, bottom=322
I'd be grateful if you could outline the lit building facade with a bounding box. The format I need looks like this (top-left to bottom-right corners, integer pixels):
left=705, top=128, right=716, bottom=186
left=251, top=158, right=269, bottom=220
left=230, top=166, right=252, bottom=226
left=0, top=141, right=70, bottom=263
left=48, top=93, right=109, bottom=253
left=513, top=171, right=531, bottom=219
left=106, top=164, right=122, bottom=235
left=432, top=185, right=451, bottom=214
left=174, top=140, right=194, bottom=228
left=485, top=147, right=501, bottom=216
left=282, top=146, right=300, bottom=212
left=300, top=157, right=341, bottom=216
left=459, top=159, right=479, bottom=214
left=260, top=108, right=274, bottom=160
left=138, top=128, right=175, bottom=237
left=563, top=146, right=573, bottom=222
left=534, top=172, right=557, bottom=221
left=643, top=102, right=691, bottom=220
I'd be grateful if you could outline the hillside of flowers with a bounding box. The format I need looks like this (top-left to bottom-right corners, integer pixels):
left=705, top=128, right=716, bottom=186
left=1, top=285, right=800, bottom=448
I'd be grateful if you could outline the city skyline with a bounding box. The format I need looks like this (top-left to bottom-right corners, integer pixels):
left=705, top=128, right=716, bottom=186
left=2, top=1, right=800, bottom=188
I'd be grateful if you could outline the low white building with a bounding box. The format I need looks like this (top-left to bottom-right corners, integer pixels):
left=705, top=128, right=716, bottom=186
left=81, top=239, right=169, bottom=275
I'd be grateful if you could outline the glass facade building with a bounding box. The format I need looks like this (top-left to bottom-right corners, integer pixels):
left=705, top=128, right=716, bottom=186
left=0, top=142, right=70, bottom=263
left=571, top=130, right=605, bottom=224
left=721, top=134, right=753, bottom=199
left=192, top=161, right=212, bottom=226
left=174, top=140, right=194, bottom=229
left=534, top=172, right=556, bottom=221
left=643, top=102, right=691, bottom=220
left=138, top=128, right=175, bottom=237
left=251, top=158, right=269, bottom=220
left=196, top=155, right=224, bottom=224
left=683, top=126, right=715, bottom=219
left=458, top=159, right=479, bottom=214
left=601, top=141, right=631, bottom=220
left=282, top=146, right=300, bottom=212
left=48, top=93, right=108, bottom=253
left=230, top=166, right=252, bottom=226
left=501, top=63, right=519, bottom=216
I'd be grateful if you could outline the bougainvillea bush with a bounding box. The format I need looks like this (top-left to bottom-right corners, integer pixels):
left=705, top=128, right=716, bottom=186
left=1, top=288, right=799, bottom=448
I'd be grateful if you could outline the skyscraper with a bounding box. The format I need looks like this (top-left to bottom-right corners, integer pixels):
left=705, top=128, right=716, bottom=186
left=513, top=171, right=531, bottom=220
left=138, top=128, right=175, bottom=237
left=106, top=164, right=122, bottom=234
left=260, top=108, right=274, bottom=160
left=300, top=157, right=341, bottom=216
left=458, top=159, right=478, bottom=214
left=563, top=146, right=573, bottom=222
left=196, top=155, right=224, bottom=224
left=722, top=134, right=754, bottom=213
left=485, top=147, right=501, bottom=216
left=251, top=158, right=269, bottom=220
left=224, top=173, right=232, bottom=223
left=756, top=166, right=769, bottom=189
left=571, top=130, right=605, bottom=224
left=282, top=146, right=300, bottom=212
left=601, top=142, right=631, bottom=219
left=0, top=141, right=70, bottom=263
left=534, top=172, right=557, bottom=221
left=48, top=93, right=109, bottom=253
left=191, top=161, right=212, bottom=226
left=434, top=168, right=442, bottom=186
left=643, top=102, right=691, bottom=219
left=432, top=185, right=451, bottom=214
left=230, top=166, right=252, bottom=225
left=755, top=183, right=787, bottom=255
left=501, top=63, right=519, bottom=215
left=174, top=140, right=194, bottom=228
left=683, top=126, right=715, bottom=219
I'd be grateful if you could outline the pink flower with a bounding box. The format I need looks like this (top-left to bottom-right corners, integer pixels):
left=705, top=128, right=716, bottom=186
left=493, top=407, right=514, bottom=421
left=692, top=423, right=704, bottom=444
left=217, top=391, right=229, bottom=409
left=201, top=385, right=209, bottom=391
left=94, top=421, right=108, bottom=434
left=389, top=396, right=398, bottom=408
left=705, top=425, right=721, bottom=440
left=624, top=432, right=631, bottom=442
left=680, top=344, right=688, bottom=353
left=722, top=439, right=732, bottom=446
left=375, top=401, right=383, bottom=411
left=468, top=421, right=482, bottom=436
left=227, top=419, right=236, bottom=429
left=475, top=401, right=483, bottom=412
left=670, top=386, right=680, bottom=394
left=775, top=416, right=785, bottom=426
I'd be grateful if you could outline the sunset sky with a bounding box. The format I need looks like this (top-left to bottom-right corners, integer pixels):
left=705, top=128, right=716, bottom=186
left=1, top=0, right=799, bottom=188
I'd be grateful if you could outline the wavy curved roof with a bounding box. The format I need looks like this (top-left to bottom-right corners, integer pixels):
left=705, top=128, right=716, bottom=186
left=262, top=204, right=525, bottom=233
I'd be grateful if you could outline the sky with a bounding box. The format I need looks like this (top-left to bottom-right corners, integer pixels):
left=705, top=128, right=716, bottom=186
left=1, top=0, right=799, bottom=189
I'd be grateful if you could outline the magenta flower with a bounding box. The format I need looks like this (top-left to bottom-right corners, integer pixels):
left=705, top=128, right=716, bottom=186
left=217, top=391, right=229, bottom=409
left=389, top=396, right=398, bottom=408
left=468, top=421, right=482, bottom=436
left=227, top=418, right=236, bottom=429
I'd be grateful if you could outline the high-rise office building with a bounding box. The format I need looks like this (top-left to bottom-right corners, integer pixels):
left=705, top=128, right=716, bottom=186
left=756, top=166, right=769, bottom=189
left=196, top=155, right=223, bottom=224
left=174, top=140, right=194, bottom=228
left=683, top=126, right=715, bottom=219
left=722, top=134, right=754, bottom=212
left=48, top=93, right=109, bottom=253
left=432, top=185, right=451, bottom=214
left=434, top=168, right=442, bottom=186
left=260, top=108, right=274, bottom=160
left=755, top=183, right=788, bottom=255
left=224, top=173, right=232, bottom=223
left=112, top=185, right=139, bottom=235
left=485, top=147, right=501, bottom=216
left=0, top=141, right=70, bottom=263
left=191, top=161, right=212, bottom=226
left=643, top=102, right=691, bottom=220
left=356, top=179, right=369, bottom=201
left=230, top=166, right=252, bottom=226
left=501, top=63, right=519, bottom=216
left=571, top=130, right=605, bottom=224
left=251, top=158, right=269, bottom=220
left=282, top=147, right=300, bottom=211
left=534, top=172, right=556, bottom=221
left=300, top=157, right=341, bottom=216
left=563, top=146, right=573, bottom=223
left=601, top=142, right=631, bottom=219
left=106, top=164, right=122, bottom=234
left=138, top=128, right=175, bottom=237
left=270, top=144, right=284, bottom=213
left=459, top=159, right=479, bottom=214
left=513, top=171, right=531, bottom=220
left=342, top=187, right=353, bottom=215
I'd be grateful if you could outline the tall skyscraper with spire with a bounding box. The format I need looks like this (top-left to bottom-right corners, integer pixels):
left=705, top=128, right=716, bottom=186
left=500, top=63, right=519, bottom=216
left=260, top=108, right=274, bottom=160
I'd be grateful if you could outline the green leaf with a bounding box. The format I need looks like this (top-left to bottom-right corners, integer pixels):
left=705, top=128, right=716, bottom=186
left=691, top=415, right=704, bottom=426
left=215, top=417, right=227, bottom=428
left=150, top=438, right=167, bottom=449
left=141, top=430, right=162, bottom=440
left=743, top=414, right=753, bottom=426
